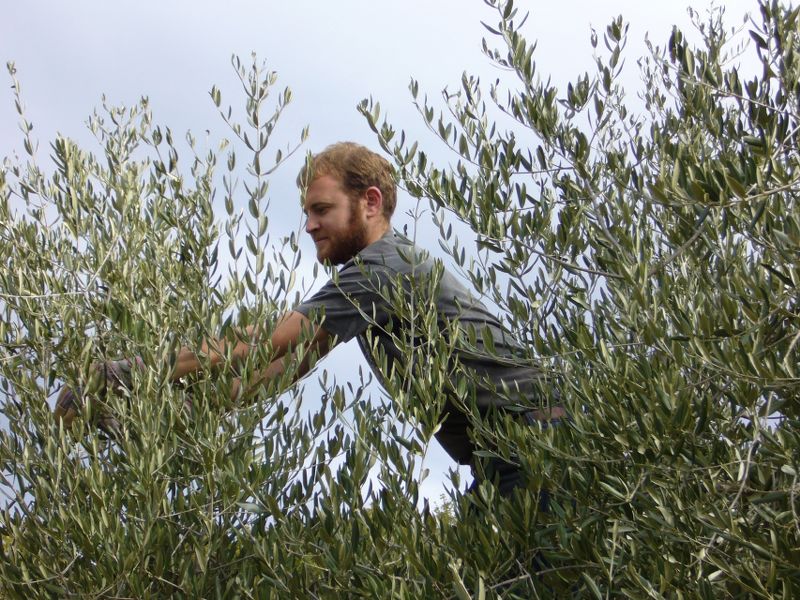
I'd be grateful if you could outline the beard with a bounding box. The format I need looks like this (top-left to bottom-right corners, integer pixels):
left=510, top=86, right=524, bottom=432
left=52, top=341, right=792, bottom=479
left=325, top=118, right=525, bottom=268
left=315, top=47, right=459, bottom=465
left=323, top=207, right=369, bottom=265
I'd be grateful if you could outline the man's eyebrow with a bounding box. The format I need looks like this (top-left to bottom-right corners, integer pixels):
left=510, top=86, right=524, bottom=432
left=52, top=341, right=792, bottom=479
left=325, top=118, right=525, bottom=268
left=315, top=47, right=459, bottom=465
left=305, top=201, right=331, bottom=212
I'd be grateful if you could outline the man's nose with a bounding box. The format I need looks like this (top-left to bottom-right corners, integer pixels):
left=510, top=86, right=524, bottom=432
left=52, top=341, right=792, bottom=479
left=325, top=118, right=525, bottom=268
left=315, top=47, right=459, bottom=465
left=305, top=215, right=318, bottom=233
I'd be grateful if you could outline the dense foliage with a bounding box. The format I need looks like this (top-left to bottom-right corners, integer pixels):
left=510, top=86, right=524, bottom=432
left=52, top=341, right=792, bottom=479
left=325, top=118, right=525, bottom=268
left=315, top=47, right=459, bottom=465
left=1, top=0, right=798, bottom=597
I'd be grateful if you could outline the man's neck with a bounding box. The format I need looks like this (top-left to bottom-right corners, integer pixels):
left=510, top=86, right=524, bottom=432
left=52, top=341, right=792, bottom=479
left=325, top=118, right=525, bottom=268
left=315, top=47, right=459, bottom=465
left=365, top=221, right=391, bottom=246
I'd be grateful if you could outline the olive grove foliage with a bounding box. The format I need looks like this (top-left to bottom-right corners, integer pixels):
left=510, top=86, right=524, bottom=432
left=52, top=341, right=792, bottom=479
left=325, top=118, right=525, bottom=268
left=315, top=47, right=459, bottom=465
left=360, top=0, right=800, bottom=596
left=0, top=0, right=797, bottom=598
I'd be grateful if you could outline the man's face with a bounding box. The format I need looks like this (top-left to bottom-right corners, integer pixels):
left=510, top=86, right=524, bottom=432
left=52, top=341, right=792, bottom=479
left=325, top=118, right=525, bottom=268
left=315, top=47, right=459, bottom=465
left=303, top=174, right=369, bottom=265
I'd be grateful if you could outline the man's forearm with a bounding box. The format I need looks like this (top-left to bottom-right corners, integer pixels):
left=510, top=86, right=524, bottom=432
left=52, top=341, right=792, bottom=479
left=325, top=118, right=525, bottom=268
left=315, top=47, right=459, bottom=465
left=171, top=347, right=218, bottom=381
left=171, top=326, right=262, bottom=381
left=230, top=337, right=326, bottom=402
left=172, top=312, right=331, bottom=384
left=54, top=312, right=328, bottom=428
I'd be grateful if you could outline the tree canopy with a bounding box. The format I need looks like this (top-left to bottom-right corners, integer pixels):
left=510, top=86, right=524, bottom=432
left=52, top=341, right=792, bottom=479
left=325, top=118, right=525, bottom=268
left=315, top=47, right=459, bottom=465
left=1, top=0, right=798, bottom=597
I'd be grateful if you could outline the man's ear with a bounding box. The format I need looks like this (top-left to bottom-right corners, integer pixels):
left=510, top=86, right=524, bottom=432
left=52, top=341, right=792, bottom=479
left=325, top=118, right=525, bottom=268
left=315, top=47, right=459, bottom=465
left=363, top=186, right=384, bottom=218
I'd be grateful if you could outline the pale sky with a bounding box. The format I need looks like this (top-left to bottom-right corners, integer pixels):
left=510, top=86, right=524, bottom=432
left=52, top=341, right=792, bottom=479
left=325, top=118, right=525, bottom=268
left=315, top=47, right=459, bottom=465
left=1, top=0, right=757, bottom=501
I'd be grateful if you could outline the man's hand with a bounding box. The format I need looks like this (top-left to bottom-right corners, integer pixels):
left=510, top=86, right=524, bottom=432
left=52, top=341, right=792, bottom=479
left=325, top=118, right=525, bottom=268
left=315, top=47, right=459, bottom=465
left=54, top=357, right=145, bottom=436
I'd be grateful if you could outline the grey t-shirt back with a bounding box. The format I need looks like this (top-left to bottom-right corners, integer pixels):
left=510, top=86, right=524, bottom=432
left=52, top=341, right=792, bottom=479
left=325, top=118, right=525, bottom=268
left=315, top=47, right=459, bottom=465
left=296, top=231, right=544, bottom=464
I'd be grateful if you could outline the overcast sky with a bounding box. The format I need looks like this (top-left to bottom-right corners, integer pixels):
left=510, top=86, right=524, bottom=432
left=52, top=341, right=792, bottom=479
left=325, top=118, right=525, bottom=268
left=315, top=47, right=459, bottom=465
left=1, top=0, right=757, bottom=501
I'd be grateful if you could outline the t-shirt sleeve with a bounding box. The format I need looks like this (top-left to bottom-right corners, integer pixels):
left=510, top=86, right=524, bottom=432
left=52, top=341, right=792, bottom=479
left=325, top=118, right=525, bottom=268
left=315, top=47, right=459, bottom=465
left=295, top=261, right=394, bottom=344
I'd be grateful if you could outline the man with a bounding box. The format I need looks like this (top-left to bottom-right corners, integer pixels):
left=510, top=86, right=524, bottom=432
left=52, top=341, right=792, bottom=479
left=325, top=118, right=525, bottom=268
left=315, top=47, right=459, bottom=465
left=56, top=142, right=563, bottom=496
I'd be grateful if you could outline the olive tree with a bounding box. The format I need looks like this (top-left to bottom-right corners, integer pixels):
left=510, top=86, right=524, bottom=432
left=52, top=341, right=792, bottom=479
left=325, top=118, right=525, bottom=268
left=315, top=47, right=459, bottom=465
left=0, top=0, right=798, bottom=597
left=361, top=0, right=799, bottom=596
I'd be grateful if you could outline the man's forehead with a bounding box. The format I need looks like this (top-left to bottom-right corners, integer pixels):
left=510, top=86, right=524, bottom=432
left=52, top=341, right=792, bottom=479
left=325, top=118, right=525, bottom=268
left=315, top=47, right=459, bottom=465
left=303, top=174, right=344, bottom=198
left=301, top=175, right=344, bottom=210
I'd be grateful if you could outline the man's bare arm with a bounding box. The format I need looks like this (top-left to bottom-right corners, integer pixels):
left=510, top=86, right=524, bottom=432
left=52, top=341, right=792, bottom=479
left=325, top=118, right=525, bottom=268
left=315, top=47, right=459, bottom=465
left=171, top=311, right=328, bottom=379
left=227, top=312, right=333, bottom=400
left=55, top=311, right=332, bottom=427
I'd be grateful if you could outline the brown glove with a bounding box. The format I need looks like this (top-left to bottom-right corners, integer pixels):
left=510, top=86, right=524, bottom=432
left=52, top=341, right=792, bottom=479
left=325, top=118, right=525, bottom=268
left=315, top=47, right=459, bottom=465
left=55, top=357, right=145, bottom=436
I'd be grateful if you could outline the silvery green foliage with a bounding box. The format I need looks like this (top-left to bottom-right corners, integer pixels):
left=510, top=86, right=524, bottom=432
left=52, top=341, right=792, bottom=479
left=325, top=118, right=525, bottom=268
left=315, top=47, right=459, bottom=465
left=0, top=55, right=493, bottom=599
left=0, top=0, right=798, bottom=597
left=360, top=0, right=800, bottom=596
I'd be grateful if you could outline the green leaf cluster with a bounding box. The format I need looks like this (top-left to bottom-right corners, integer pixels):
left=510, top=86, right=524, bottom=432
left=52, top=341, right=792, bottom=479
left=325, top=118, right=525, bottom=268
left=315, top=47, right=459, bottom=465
left=1, top=1, right=798, bottom=597
left=360, top=0, right=800, bottom=596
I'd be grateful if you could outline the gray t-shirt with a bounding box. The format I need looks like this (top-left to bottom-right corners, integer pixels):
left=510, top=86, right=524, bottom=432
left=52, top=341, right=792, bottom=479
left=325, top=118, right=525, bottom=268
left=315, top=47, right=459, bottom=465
left=296, top=231, right=544, bottom=464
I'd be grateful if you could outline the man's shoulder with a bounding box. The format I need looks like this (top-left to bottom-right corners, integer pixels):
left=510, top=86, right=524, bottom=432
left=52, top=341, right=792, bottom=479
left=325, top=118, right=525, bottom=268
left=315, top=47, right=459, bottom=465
left=356, top=231, right=432, bottom=272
